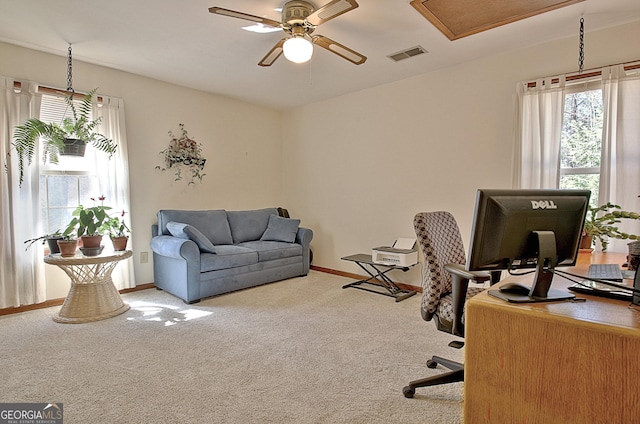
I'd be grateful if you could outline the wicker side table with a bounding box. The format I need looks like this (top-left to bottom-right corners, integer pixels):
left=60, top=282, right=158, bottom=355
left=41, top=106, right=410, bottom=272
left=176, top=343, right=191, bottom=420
left=44, top=250, right=133, bottom=323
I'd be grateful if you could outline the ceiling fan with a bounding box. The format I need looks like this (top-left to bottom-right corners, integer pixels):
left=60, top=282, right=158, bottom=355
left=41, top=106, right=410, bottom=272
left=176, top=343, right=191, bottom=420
left=209, top=0, right=367, bottom=66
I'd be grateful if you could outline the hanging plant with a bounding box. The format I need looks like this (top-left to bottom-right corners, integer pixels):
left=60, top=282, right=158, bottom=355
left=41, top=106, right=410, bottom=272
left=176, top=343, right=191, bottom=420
left=156, top=123, right=206, bottom=185
left=9, top=89, right=117, bottom=186
left=6, top=46, right=116, bottom=186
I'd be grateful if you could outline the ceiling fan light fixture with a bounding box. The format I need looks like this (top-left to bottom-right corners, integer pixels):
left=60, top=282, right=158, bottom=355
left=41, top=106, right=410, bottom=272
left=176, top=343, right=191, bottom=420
left=283, top=36, right=313, bottom=63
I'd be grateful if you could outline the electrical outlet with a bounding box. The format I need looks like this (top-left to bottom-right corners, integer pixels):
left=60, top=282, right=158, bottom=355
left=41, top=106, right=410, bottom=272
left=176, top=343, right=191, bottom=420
left=140, top=251, right=149, bottom=263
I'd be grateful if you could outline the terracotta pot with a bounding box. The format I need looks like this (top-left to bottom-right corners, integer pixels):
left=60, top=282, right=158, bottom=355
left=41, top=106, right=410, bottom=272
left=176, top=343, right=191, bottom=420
left=57, top=239, right=78, bottom=257
left=81, top=235, right=103, bottom=249
left=579, top=234, right=593, bottom=250
left=111, top=236, right=129, bottom=251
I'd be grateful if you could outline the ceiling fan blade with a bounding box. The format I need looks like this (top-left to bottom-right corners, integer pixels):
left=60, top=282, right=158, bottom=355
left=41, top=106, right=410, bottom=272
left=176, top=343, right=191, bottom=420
left=258, top=39, right=286, bottom=67
left=306, top=0, right=359, bottom=26
left=208, top=7, right=281, bottom=28
left=312, top=35, right=366, bottom=65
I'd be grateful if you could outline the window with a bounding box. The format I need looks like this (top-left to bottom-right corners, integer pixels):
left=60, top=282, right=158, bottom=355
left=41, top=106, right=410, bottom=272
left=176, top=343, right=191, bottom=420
left=38, top=92, right=100, bottom=234
left=516, top=62, right=640, bottom=254
left=559, top=85, right=603, bottom=207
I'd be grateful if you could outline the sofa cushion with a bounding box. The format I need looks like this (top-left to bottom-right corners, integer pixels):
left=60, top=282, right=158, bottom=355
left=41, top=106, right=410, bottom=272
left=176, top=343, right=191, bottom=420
left=157, top=210, right=233, bottom=245
left=200, top=245, right=258, bottom=272
left=239, top=241, right=302, bottom=262
left=166, top=221, right=217, bottom=254
left=260, top=214, right=300, bottom=243
left=227, top=208, right=278, bottom=243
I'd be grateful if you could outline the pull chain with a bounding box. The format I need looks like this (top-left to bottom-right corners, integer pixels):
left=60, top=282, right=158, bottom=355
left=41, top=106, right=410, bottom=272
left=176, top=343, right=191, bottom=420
left=67, top=43, right=74, bottom=97
left=578, top=17, right=584, bottom=74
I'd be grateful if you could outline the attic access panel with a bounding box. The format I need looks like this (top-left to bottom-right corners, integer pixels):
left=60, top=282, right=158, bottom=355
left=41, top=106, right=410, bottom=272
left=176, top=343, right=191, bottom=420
left=410, top=0, right=585, bottom=40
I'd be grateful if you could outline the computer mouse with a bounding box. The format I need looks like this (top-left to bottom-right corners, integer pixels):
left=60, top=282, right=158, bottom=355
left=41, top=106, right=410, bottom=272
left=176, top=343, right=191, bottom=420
left=499, top=282, right=531, bottom=296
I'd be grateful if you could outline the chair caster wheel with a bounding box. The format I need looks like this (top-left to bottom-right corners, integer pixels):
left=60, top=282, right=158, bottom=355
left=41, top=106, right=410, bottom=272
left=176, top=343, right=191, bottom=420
left=403, top=386, right=415, bottom=398
left=427, top=359, right=437, bottom=369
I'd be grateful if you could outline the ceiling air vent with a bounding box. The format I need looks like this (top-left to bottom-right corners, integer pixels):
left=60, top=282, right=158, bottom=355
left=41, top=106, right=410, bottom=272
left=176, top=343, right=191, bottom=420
left=387, top=46, right=428, bottom=62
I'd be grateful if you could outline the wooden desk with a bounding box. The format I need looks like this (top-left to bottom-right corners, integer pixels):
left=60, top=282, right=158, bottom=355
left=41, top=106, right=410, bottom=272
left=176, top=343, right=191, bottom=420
left=464, top=252, right=640, bottom=423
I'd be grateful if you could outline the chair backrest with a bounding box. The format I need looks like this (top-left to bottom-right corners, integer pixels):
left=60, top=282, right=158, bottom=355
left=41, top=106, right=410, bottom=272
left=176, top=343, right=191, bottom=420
left=414, top=211, right=467, bottom=320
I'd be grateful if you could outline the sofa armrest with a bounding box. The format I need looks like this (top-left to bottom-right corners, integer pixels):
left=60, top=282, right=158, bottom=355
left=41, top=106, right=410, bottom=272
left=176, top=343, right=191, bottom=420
left=150, top=235, right=201, bottom=304
left=150, top=235, right=200, bottom=262
left=296, top=227, right=313, bottom=274
left=296, top=227, right=313, bottom=247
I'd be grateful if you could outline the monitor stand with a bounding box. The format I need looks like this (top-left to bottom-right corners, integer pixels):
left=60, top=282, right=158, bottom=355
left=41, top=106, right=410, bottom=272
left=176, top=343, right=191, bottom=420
left=489, top=231, right=575, bottom=303
left=488, top=287, right=575, bottom=303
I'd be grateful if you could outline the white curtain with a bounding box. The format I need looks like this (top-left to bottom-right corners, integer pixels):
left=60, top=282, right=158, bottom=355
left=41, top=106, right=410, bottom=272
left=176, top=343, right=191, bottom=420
left=513, top=76, right=566, bottom=189
left=0, top=78, right=46, bottom=308
left=94, top=94, right=136, bottom=289
left=514, top=65, right=640, bottom=253
left=1, top=83, right=135, bottom=307
left=600, top=65, right=640, bottom=253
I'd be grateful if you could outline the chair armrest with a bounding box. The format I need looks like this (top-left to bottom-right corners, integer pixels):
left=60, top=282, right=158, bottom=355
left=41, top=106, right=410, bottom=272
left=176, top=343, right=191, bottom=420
left=444, top=263, right=491, bottom=283
left=444, top=263, right=492, bottom=337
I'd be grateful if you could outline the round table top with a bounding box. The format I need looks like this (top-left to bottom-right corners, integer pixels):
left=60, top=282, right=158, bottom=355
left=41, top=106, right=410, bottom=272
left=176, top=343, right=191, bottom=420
left=44, top=249, right=133, bottom=265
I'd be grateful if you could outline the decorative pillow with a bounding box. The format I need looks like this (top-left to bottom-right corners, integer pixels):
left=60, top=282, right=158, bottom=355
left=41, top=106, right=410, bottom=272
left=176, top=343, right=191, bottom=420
left=227, top=208, right=278, bottom=243
left=166, top=221, right=216, bottom=253
left=260, top=214, right=300, bottom=243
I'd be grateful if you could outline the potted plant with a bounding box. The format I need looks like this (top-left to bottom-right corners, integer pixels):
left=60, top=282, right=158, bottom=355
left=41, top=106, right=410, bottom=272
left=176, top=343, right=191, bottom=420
left=24, top=230, right=64, bottom=254
left=101, top=213, right=131, bottom=251
left=156, top=123, right=206, bottom=185
left=582, top=202, right=640, bottom=251
left=63, top=195, right=112, bottom=255
left=10, top=88, right=117, bottom=186
left=56, top=233, right=79, bottom=257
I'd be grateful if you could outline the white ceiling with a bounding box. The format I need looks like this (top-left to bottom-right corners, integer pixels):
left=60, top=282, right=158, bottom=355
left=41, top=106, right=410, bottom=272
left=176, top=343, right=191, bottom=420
left=0, top=0, right=639, bottom=110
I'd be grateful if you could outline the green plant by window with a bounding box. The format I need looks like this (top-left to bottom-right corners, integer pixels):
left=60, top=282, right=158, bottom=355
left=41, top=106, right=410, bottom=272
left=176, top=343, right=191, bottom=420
left=100, top=212, right=131, bottom=238
left=63, top=195, right=113, bottom=238
left=23, top=230, right=63, bottom=251
left=583, top=202, right=640, bottom=251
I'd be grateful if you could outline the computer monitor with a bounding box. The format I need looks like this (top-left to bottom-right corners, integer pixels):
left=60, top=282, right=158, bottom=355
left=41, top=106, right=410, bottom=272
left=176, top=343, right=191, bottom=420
left=467, top=189, right=591, bottom=303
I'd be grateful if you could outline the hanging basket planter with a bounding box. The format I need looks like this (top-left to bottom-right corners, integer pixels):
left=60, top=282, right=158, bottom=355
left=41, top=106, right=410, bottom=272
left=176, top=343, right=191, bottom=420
left=61, top=138, right=87, bottom=157
left=156, top=123, right=207, bottom=185
left=169, top=156, right=206, bottom=168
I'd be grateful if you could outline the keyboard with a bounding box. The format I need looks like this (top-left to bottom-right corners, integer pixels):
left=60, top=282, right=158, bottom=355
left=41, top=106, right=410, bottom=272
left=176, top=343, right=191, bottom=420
left=588, top=263, right=624, bottom=282
left=569, top=280, right=632, bottom=301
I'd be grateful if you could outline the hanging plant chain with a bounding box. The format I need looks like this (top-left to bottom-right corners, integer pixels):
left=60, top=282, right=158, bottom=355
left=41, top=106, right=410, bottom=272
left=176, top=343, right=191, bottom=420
left=67, top=44, right=74, bottom=96
left=578, top=17, right=585, bottom=74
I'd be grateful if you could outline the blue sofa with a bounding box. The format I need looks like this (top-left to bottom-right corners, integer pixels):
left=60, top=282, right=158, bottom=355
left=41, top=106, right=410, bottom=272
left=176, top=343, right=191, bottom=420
left=150, top=208, right=313, bottom=304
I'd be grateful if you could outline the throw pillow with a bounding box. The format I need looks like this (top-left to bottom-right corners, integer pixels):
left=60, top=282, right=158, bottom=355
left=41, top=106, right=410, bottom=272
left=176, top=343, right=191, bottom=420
left=260, top=214, right=300, bottom=243
left=166, top=221, right=216, bottom=253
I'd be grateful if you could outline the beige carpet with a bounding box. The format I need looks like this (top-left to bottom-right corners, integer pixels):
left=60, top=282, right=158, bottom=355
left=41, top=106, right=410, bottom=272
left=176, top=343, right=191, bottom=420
left=0, top=271, right=464, bottom=423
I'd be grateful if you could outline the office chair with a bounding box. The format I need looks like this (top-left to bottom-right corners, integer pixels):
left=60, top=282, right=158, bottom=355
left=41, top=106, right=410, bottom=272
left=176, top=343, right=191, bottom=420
left=403, top=211, right=499, bottom=398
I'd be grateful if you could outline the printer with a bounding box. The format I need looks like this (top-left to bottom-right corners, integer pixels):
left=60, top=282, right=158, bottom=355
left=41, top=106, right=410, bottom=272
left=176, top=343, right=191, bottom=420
left=371, top=238, right=418, bottom=266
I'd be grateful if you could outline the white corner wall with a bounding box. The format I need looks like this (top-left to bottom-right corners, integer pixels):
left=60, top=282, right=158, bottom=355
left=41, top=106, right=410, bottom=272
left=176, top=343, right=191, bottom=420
left=282, top=21, right=640, bottom=285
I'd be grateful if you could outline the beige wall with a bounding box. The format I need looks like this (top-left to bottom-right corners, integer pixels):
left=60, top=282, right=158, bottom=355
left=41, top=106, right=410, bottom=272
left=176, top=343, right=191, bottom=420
left=0, top=42, right=283, bottom=298
left=2, top=19, right=640, bottom=299
left=282, top=21, right=640, bottom=285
